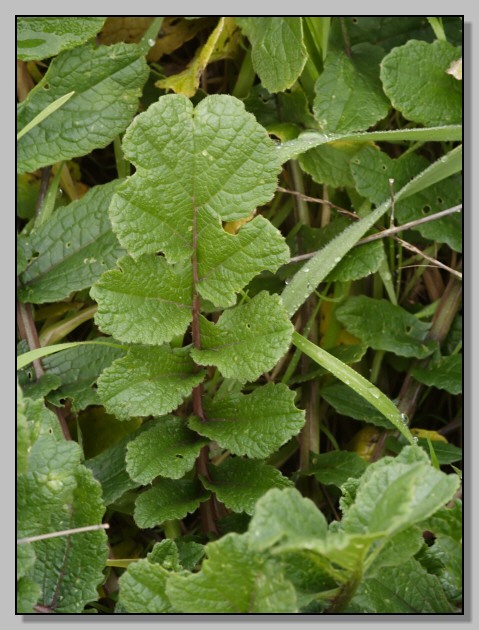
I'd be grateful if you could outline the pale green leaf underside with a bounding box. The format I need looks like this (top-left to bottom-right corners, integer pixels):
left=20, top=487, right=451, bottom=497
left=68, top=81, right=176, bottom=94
left=189, top=383, right=305, bottom=459
left=118, top=559, right=174, bottom=613
left=110, top=94, right=282, bottom=263
left=191, top=292, right=293, bottom=383
left=336, top=296, right=437, bottom=359
left=248, top=488, right=328, bottom=552
left=97, top=346, right=204, bottom=420
left=201, top=457, right=293, bottom=515
left=17, top=43, right=149, bottom=173
left=236, top=17, right=307, bottom=93
left=380, top=39, right=462, bottom=126
left=313, top=43, right=390, bottom=134
left=126, top=416, right=209, bottom=483
left=166, top=533, right=298, bottom=613
left=17, top=17, right=106, bottom=61
left=134, top=478, right=210, bottom=528
left=19, top=181, right=125, bottom=304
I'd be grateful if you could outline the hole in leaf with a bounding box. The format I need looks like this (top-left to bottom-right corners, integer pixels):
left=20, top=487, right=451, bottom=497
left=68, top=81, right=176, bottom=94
left=422, top=205, right=431, bottom=215
left=381, top=165, right=387, bottom=171
left=175, top=454, right=184, bottom=459
left=437, top=197, right=444, bottom=204
left=351, top=17, right=358, bottom=24
left=405, top=325, right=412, bottom=334
left=65, top=242, right=71, bottom=248
left=28, top=251, right=40, bottom=264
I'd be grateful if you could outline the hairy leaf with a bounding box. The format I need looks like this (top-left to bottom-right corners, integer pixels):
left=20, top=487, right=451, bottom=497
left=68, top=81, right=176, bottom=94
left=236, top=17, right=307, bottom=93
left=166, top=533, right=298, bottom=612
left=17, top=43, right=149, bottom=173
left=126, top=416, right=208, bottom=483
left=118, top=559, right=175, bottom=613
left=134, top=478, right=210, bottom=528
left=110, top=94, right=282, bottom=262
left=336, top=296, right=437, bottom=358
left=189, top=383, right=305, bottom=459
left=201, top=457, right=292, bottom=515
left=18, top=181, right=125, bottom=304
left=17, top=17, right=106, bottom=60
left=97, top=345, right=204, bottom=420
left=191, top=292, right=293, bottom=382
left=380, top=39, right=462, bottom=126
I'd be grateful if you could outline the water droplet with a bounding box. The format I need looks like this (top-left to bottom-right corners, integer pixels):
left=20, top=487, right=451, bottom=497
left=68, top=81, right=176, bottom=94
left=400, top=412, right=409, bottom=424
left=334, top=256, right=341, bottom=263
left=303, top=267, right=310, bottom=273
left=148, top=38, right=156, bottom=47
left=201, top=150, right=208, bottom=157
left=412, top=436, right=419, bottom=444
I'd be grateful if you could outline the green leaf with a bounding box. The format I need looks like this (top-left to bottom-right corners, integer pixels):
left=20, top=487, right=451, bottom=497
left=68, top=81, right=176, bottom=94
left=385, top=436, right=463, bottom=466
left=368, top=526, right=424, bottom=572
left=147, top=540, right=181, bottom=571
left=299, top=141, right=367, bottom=188
left=321, top=382, right=399, bottom=429
left=118, top=559, right=174, bottom=613
left=43, top=337, right=124, bottom=412
left=97, top=345, right=204, bottom=420
left=166, top=533, right=298, bottom=612
left=16, top=577, right=41, bottom=614
left=308, top=451, right=368, bottom=487
left=18, top=181, right=125, bottom=304
left=248, top=488, right=328, bottom=552
left=175, top=540, right=206, bottom=571
left=335, top=296, right=437, bottom=358
left=351, top=558, right=454, bottom=612
left=17, top=17, right=106, bottom=60
left=380, top=39, right=462, bottom=125
left=17, top=91, right=75, bottom=141
left=313, top=43, right=390, bottom=134
left=420, top=536, right=462, bottom=604
left=422, top=500, right=462, bottom=542
left=134, top=478, right=210, bottom=528
left=91, top=255, right=192, bottom=345
left=326, top=241, right=385, bottom=283
left=189, top=383, right=305, bottom=459
left=17, top=43, right=149, bottom=173
left=277, top=125, right=462, bottom=162
left=126, top=416, right=208, bottom=483
left=411, top=354, right=462, bottom=394
left=236, top=18, right=307, bottom=93
left=110, top=94, right=282, bottom=263
left=341, top=446, right=460, bottom=537
left=201, top=458, right=293, bottom=515
left=191, top=292, right=293, bottom=383
left=17, top=384, right=30, bottom=475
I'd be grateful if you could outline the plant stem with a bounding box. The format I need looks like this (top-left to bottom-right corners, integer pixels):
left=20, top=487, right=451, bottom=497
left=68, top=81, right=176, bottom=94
left=232, top=48, right=255, bottom=98
left=326, top=571, right=362, bottom=613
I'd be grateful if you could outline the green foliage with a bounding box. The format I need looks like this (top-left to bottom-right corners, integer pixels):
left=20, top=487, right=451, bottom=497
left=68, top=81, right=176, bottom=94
left=16, top=16, right=462, bottom=614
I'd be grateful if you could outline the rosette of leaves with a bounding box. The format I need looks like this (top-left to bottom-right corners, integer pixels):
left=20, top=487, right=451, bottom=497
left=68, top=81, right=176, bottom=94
left=91, top=94, right=305, bottom=528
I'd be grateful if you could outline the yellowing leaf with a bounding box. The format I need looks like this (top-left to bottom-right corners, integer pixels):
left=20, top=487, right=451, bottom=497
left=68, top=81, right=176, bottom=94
left=410, top=429, right=448, bottom=444
left=156, top=18, right=225, bottom=97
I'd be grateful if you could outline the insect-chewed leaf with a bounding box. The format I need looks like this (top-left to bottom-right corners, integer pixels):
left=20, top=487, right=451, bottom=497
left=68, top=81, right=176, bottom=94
left=109, top=94, right=282, bottom=262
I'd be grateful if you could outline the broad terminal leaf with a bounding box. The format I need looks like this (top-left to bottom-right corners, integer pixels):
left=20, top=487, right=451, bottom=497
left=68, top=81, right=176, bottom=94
left=91, top=255, right=192, bottom=345
left=248, top=488, right=328, bottom=552
left=110, top=94, right=282, bottom=262
left=411, top=354, right=462, bottom=395
left=166, top=533, right=298, bottom=612
left=236, top=18, right=307, bottom=93
left=17, top=43, right=149, bottom=173
left=118, top=559, right=175, bottom=613
left=18, top=181, right=125, bottom=304
left=308, top=451, right=368, bottom=487
left=350, top=558, right=454, bottom=613
left=126, top=416, right=209, bottom=483
left=191, top=292, right=293, bottom=383
left=380, top=40, right=462, bottom=126
left=17, top=17, right=106, bottom=61
left=200, top=457, right=293, bottom=515
left=43, top=337, right=125, bottom=412
left=97, top=345, right=204, bottom=420
left=335, top=296, right=437, bottom=359
left=313, top=43, right=390, bottom=134
left=189, top=383, right=305, bottom=459
left=134, top=478, right=210, bottom=528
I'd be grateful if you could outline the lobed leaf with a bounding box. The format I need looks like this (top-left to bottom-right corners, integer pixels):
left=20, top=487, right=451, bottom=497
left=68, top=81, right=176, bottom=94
left=17, top=43, right=149, bottom=173
left=18, top=180, right=125, bottom=304
left=191, top=292, right=293, bottom=383
left=97, top=345, right=204, bottom=420
left=200, top=457, right=293, bottom=515
left=126, top=416, right=209, bottom=483
left=189, top=383, right=305, bottom=459
left=166, top=533, right=298, bottom=612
